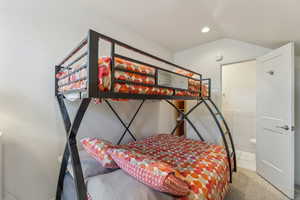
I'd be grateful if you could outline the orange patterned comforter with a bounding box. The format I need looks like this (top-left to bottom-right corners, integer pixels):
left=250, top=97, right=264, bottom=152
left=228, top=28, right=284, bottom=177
left=122, top=134, right=230, bottom=200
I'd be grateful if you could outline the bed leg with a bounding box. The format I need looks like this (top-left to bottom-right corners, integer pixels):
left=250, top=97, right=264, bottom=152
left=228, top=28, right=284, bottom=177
left=56, top=96, right=91, bottom=200
left=56, top=146, right=70, bottom=200
left=56, top=95, right=72, bottom=200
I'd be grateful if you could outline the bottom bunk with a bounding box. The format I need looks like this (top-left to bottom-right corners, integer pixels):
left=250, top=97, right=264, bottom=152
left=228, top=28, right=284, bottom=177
left=63, top=134, right=230, bottom=200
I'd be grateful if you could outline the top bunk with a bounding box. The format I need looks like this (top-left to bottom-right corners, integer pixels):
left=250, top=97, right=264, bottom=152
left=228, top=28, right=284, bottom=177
left=55, top=30, right=212, bottom=100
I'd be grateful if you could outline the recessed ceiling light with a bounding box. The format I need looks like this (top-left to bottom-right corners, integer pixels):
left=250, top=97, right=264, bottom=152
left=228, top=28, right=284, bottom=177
left=201, top=26, right=210, bottom=33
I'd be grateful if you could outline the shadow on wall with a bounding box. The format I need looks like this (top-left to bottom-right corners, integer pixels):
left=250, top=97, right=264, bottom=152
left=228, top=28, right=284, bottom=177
left=185, top=100, right=222, bottom=144
left=0, top=90, right=62, bottom=200
left=66, top=100, right=161, bottom=144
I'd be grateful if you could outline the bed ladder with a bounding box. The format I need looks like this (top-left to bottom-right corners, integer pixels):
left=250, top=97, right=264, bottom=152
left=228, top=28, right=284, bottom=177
left=203, top=98, right=237, bottom=173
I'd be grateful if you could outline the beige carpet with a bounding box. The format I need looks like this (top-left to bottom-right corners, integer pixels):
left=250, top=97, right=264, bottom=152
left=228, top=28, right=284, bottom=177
left=225, top=168, right=299, bottom=200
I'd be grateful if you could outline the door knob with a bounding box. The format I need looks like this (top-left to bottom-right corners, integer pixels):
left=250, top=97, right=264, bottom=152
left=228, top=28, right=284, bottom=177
left=276, top=125, right=289, bottom=131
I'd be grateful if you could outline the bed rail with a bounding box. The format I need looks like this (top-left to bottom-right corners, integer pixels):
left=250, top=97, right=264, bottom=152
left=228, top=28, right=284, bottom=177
left=201, top=78, right=211, bottom=98
left=55, top=29, right=207, bottom=100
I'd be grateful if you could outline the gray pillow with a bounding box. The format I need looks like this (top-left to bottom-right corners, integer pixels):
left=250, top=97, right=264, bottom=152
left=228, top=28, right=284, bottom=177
left=87, top=170, right=174, bottom=200
left=67, top=150, right=115, bottom=179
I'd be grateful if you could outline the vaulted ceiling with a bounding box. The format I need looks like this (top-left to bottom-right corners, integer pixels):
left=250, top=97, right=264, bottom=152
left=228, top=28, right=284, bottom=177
left=91, top=0, right=300, bottom=53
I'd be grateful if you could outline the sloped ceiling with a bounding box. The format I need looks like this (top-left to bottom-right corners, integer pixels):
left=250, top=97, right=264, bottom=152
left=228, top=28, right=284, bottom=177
left=89, top=0, right=300, bottom=53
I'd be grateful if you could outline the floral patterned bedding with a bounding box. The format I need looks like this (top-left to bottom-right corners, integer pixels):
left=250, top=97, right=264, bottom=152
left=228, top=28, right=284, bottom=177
left=120, top=134, right=230, bottom=200
left=56, top=57, right=209, bottom=97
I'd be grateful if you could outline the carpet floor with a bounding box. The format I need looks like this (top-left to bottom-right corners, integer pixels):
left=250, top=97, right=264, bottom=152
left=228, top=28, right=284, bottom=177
left=224, top=168, right=299, bottom=200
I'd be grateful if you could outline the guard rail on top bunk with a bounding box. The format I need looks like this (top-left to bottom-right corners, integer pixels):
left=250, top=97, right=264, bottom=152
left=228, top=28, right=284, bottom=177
left=55, top=29, right=206, bottom=100
left=54, top=29, right=236, bottom=200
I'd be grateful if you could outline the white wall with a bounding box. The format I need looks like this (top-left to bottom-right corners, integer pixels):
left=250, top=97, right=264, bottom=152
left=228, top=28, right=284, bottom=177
left=0, top=1, right=172, bottom=199
left=174, top=39, right=270, bottom=142
left=222, top=61, right=257, bottom=153
left=174, top=39, right=300, bottom=185
left=175, top=39, right=270, bottom=101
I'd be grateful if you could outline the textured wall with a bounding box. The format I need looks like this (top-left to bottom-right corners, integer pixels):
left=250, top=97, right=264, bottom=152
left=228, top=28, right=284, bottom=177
left=0, top=0, right=172, bottom=199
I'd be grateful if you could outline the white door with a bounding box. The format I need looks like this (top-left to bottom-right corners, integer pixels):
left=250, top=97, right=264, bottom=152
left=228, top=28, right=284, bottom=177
left=256, top=43, right=295, bottom=199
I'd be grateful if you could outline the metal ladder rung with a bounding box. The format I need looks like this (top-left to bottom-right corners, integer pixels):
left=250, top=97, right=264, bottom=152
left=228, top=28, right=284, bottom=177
left=215, top=113, right=224, bottom=120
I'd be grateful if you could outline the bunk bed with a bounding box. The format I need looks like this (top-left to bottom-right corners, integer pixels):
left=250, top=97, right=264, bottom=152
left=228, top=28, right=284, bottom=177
left=55, top=30, right=237, bottom=200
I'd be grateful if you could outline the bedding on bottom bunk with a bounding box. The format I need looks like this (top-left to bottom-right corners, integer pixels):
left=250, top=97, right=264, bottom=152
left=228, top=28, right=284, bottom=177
left=120, top=134, right=230, bottom=200
left=79, top=134, right=229, bottom=200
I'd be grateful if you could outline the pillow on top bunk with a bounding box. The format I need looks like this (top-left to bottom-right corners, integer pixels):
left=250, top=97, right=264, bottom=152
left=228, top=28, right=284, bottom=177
left=81, top=138, right=119, bottom=169
left=108, top=148, right=189, bottom=196
left=67, top=150, right=115, bottom=179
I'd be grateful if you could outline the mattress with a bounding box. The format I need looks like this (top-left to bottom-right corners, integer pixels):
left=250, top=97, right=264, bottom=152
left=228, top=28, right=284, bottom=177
left=121, top=134, right=230, bottom=200
left=63, top=170, right=174, bottom=200
left=56, top=57, right=207, bottom=97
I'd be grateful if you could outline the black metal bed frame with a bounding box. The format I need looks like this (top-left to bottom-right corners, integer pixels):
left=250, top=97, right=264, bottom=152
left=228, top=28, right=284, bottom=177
left=55, top=30, right=237, bottom=200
